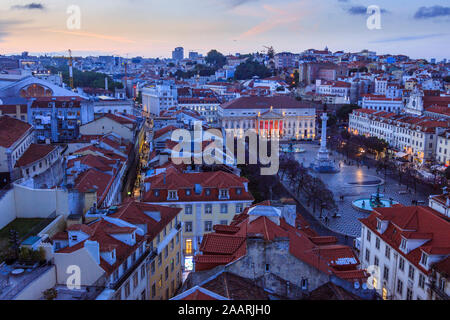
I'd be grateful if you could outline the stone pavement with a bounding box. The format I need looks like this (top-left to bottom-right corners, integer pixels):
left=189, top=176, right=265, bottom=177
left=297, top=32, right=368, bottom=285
left=281, top=143, right=430, bottom=238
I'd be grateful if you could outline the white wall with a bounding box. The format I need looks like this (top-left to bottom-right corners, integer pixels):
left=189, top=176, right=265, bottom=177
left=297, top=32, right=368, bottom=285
left=0, top=189, right=17, bottom=229
left=14, top=266, right=56, bottom=300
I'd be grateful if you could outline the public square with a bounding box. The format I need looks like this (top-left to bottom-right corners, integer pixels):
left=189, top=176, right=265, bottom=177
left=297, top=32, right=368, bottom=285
left=282, top=142, right=431, bottom=238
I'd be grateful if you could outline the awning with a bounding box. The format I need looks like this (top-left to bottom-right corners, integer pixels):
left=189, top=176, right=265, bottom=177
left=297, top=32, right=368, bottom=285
left=395, top=152, right=408, bottom=158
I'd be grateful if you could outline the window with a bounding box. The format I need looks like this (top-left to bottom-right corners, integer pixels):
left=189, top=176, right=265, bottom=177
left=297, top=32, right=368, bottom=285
left=141, top=265, right=146, bottom=279
left=420, top=253, right=428, bottom=267
left=164, top=246, right=168, bottom=258
left=365, top=249, right=370, bottom=262
left=133, top=272, right=139, bottom=288
left=220, top=220, right=228, bottom=225
left=165, top=266, right=169, bottom=280
left=397, top=279, right=403, bottom=295
left=406, top=288, right=413, bottom=300
left=385, top=246, right=391, bottom=260
left=375, top=237, right=380, bottom=250
left=171, top=259, right=174, bottom=272
left=151, top=261, right=155, bottom=275
left=124, top=281, right=130, bottom=298
left=301, top=279, right=308, bottom=290
left=367, top=230, right=371, bottom=242
left=374, top=256, right=379, bottom=267
left=219, top=189, right=229, bottom=199
left=185, top=239, right=193, bottom=255
left=400, top=238, right=407, bottom=251
left=236, top=188, right=242, bottom=195
left=439, top=278, right=446, bottom=291
left=140, top=290, right=146, bottom=300
left=158, top=254, right=162, bottom=266
left=235, top=203, right=243, bottom=213
left=204, top=221, right=213, bottom=232
left=168, top=190, right=177, bottom=200
left=408, top=265, right=415, bottom=280
left=383, top=266, right=389, bottom=281
left=185, top=204, right=193, bottom=214
left=185, top=221, right=193, bottom=233
left=418, top=274, right=425, bottom=289
left=205, top=204, right=212, bottom=214
left=220, top=204, right=228, bottom=214
left=399, top=257, right=405, bottom=272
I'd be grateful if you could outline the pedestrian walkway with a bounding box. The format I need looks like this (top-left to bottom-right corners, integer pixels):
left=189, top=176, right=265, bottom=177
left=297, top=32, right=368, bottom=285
left=282, top=143, right=430, bottom=238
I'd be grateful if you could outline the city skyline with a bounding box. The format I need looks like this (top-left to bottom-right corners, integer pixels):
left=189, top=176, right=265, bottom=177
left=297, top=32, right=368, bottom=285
left=0, top=0, right=449, bottom=60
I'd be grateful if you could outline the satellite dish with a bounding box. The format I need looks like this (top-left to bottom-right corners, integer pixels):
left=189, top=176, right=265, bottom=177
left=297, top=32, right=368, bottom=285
left=354, top=282, right=360, bottom=289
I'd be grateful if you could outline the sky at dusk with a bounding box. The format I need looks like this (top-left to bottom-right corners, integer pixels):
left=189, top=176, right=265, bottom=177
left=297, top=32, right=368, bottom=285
left=0, top=0, right=449, bottom=59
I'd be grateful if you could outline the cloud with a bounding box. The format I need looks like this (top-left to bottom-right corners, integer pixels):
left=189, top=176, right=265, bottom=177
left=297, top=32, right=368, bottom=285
left=42, top=29, right=136, bottom=44
left=414, top=6, right=450, bottom=19
left=370, top=33, right=447, bottom=43
left=346, top=5, right=388, bottom=15
left=236, top=4, right=307, bottom=39
left=11, top=3, right=45, bottom=10
left=229, top=0, right=258, bottom=7
left=0, top=19, right=32, bottom=41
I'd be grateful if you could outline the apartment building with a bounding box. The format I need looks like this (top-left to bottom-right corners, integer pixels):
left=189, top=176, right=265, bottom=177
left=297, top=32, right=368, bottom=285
left=142, top=167, right=254, bottom=271
left=49, top=200, right=182, bottom=300
left=436, top=130, right=450, bottom=166
left=0, top=115, right=34, bottom=186
left=360, top=94, right=404, bottom=113
left=358, top=205, right=450, bottom=300
left=349, top=109, right=447, bottom=164
left=142, top=85, right=178, bottom=116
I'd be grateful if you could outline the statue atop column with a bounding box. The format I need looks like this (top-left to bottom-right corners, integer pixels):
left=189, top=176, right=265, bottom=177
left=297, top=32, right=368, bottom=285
left=311, top=113, right=339, bottom=173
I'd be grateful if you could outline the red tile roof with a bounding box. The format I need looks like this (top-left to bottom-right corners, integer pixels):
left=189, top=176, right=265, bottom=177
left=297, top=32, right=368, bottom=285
left=0, top=115, right=32, bottom=148
left=221, top=96, right=317, bottom=110
left=360, top=206, right=450, bottom=275
left=195, top=203, right=366, bottom=282
left=15, top=143, right=56, bottom=167
left=110, top=200, right=181, bottom=240
left=143, top=168, right=253, bottom=203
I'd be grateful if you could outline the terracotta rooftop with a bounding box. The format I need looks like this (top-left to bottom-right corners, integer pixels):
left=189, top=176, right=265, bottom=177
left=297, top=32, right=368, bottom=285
left=15, top=143, right=56, bottom=167
left=0, top=115, right=32, bottom=148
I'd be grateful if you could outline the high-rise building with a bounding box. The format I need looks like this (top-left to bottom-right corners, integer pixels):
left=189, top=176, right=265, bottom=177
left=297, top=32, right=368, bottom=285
left=172, top=47, right=184, bottom=61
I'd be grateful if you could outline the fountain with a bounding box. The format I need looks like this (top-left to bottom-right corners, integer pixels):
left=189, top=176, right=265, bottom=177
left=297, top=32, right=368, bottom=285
left=311, top=113, right=339, bottom=173
left=352, top=186, right=399, bottom=213
left=280, top=142, right=306, bottom=153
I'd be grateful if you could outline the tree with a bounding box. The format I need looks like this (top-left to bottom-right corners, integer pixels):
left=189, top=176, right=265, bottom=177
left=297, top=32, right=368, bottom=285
left=267, top=46, right=275, bottom=59
left=234, top=58, right=272, bottom=80
left=205, top=50, right=227, bottom=69
left=336, top=104, right=359, bottom=122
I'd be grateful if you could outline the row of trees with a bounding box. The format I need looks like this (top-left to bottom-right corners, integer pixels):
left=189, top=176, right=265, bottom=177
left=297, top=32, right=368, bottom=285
left=46, top=65, right=123, bottom=91
left=234, top=57, right=272, bottom=80
left=279, top=155, right=338, bottom=218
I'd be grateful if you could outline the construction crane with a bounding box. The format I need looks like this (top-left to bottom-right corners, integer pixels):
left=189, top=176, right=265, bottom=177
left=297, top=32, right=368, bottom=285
left=68, top=49, right=74, bottom=89
left=52, top=49, right=75, bottom=90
